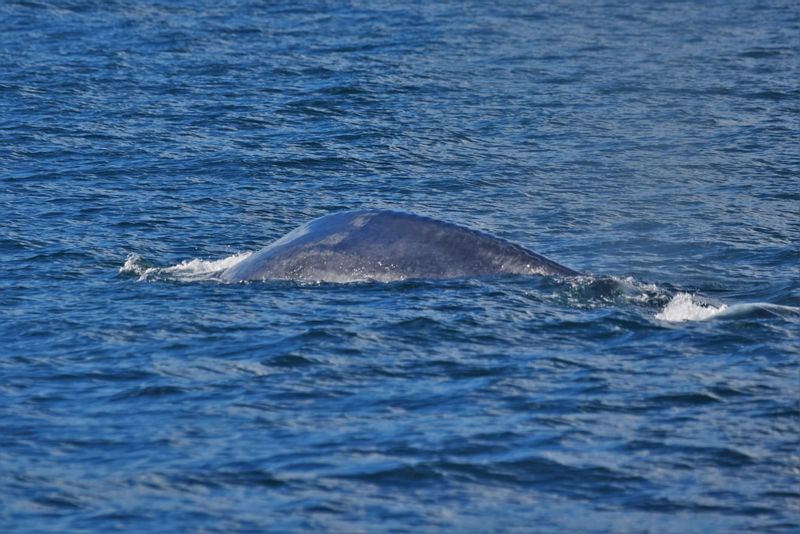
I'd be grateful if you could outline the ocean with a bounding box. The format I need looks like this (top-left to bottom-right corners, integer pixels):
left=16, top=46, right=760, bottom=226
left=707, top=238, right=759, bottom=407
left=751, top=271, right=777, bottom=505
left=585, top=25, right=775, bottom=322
left=2, top=0, right=798, bottom=531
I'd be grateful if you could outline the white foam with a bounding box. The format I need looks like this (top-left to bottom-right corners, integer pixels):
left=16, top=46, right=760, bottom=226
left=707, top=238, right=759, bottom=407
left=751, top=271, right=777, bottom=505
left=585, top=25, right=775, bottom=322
left=119, top=253, right=145, bottom=276
left=120, top=252, right=251, bottom=282
left=655, top=292, right=728, bottom=322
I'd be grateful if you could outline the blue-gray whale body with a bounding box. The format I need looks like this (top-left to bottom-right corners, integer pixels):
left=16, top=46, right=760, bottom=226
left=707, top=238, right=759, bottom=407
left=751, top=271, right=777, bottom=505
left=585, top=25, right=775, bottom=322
left=220, top=210, right=580, bottom=283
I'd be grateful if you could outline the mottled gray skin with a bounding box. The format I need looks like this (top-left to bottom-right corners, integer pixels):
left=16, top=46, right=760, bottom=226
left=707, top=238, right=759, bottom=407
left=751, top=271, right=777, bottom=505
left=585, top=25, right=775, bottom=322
left=220, top=210, right=580, bottom=283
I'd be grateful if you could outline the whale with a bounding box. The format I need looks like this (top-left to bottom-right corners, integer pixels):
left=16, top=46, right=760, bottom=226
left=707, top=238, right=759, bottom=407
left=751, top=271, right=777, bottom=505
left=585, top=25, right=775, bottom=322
left=220, top=209, right=580, bottom=283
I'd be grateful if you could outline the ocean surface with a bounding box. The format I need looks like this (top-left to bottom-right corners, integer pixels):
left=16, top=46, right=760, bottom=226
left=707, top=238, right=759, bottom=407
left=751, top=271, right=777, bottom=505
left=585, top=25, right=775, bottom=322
left=2, top=0, right=799, bottom=531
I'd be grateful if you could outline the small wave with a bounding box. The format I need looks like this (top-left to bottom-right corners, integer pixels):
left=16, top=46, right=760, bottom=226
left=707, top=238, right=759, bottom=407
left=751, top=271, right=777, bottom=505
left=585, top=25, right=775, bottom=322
left=557, top=274, right=671, bottom=309
left=715, top=302, right=800, bottom=320
left=655, top=293, right=728, bottom=322
left=655, top=292, right=800, bottom=322
left=119, top=252, right=251, bottom=282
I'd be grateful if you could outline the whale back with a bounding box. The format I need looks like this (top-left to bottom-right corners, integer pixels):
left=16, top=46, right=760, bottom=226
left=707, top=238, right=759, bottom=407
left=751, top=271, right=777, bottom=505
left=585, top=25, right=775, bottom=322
left=220, top=210, right=579, bottom=283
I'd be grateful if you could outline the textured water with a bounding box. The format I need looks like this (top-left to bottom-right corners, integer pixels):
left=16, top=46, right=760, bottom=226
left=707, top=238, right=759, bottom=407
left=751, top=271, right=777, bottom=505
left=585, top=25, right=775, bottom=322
left=2, top=0, right=799, bottom=531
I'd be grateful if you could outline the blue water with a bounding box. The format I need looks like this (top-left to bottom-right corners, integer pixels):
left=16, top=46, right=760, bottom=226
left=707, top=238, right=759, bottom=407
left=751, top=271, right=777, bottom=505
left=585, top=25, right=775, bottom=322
left=2, top=0, right=799, bottom=531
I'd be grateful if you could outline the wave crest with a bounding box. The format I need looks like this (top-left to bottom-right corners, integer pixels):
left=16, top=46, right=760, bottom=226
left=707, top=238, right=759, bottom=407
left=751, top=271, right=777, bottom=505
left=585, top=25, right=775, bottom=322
left=119, top=252, right=251, bottom=282
left=655, top=293, right=728, bottom=322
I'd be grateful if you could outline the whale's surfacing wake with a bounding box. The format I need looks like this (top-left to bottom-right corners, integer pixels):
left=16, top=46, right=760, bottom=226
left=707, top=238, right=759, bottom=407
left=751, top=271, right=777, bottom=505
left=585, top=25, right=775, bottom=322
left=220, top=210, right=580, bottom=283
